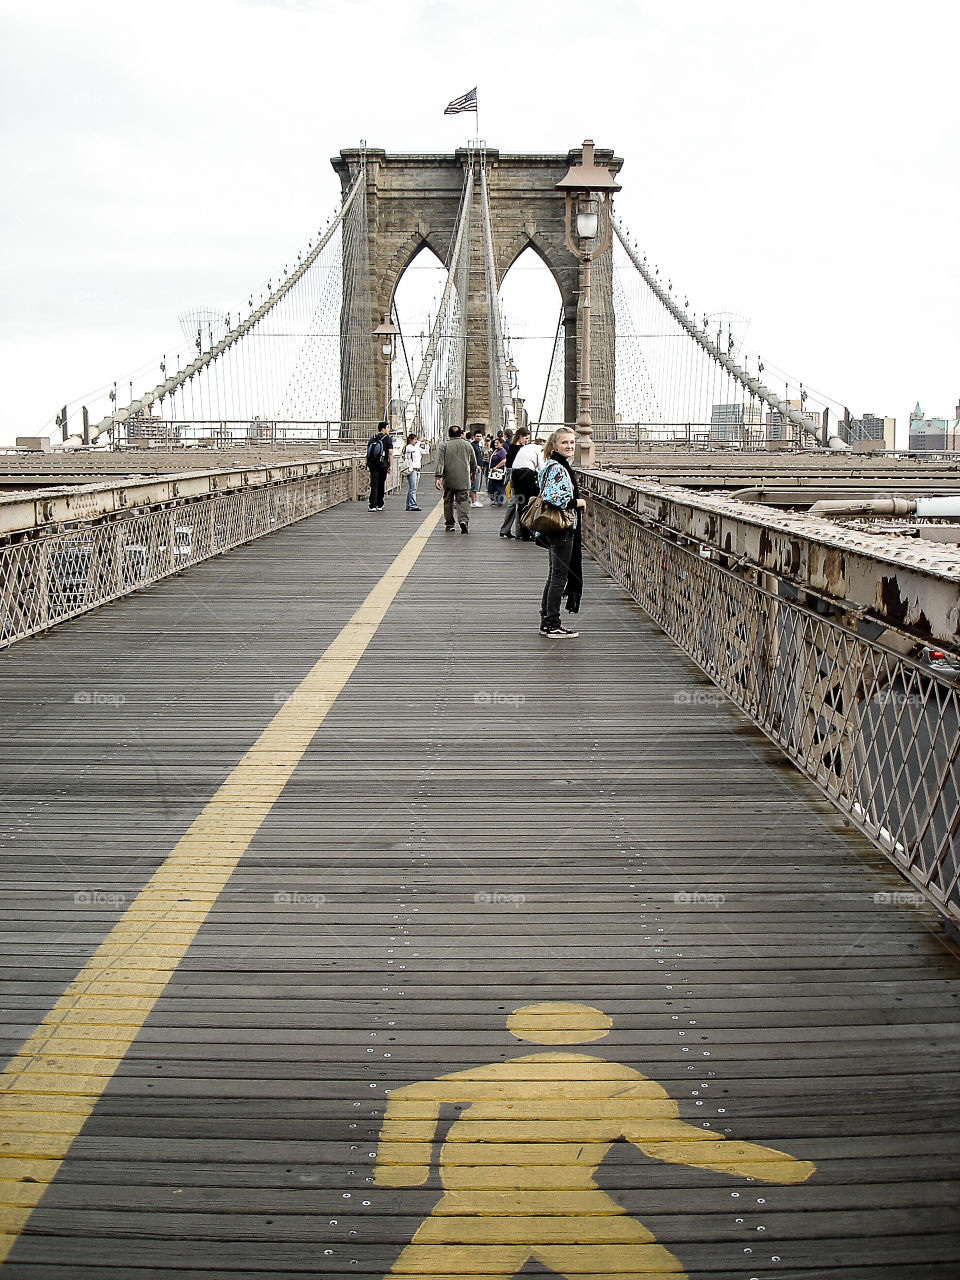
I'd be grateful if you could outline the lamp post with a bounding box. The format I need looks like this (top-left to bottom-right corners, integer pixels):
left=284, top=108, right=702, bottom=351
left=435, top=382, right=446, bottom=439
left=373, top=314, right=400, bottom=430
left=505, top=357, right=519, bottom=431
left=515, top=396, right=526, bottom=432
left=556, top=140, right=621, bottom=467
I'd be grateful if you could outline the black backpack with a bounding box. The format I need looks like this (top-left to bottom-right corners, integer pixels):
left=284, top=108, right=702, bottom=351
left=367, top=436, right=386, bottom=467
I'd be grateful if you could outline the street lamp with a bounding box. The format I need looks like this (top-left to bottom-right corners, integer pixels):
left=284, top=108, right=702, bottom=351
left=435, top=382, right=446, bottom=439
left=505, top=357, right=519, bottom=430
left=373, top=313, right=400, bottom=429
left=556, top=140, right=621, bottom=466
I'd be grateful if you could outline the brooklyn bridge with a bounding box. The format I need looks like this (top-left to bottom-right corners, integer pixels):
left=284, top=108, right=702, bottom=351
left=0, top=142, right=958, bottom=1278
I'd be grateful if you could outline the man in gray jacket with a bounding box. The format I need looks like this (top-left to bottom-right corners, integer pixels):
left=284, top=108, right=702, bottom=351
left=434, top=426, right=478, bottom=534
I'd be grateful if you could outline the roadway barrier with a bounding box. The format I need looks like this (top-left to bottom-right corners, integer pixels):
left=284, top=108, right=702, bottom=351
left=0, top=455, right=365, bottom=649
left=581, top=468, right=960, bottom=929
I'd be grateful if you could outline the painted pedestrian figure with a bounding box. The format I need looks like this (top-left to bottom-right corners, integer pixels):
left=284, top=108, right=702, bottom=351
left=375, top=1001, right=815, bottom=1277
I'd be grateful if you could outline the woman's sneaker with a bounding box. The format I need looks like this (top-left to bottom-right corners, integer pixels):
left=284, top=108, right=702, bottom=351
left=539, top=623, right=579, bottom=639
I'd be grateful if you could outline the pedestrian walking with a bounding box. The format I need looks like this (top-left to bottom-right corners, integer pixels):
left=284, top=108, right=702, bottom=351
left=434, top=426, right=478, bottom=534
left=535, top=427, right=585, bottom=638
left=366, top=420, right=393, bottom=511
left=400, top=432, right=423, bottom=510
left=487, top=440, right=507, bottom=505
left=502, top=431, right=543, bottom=540
left=469, top=430, right=485, bottom=507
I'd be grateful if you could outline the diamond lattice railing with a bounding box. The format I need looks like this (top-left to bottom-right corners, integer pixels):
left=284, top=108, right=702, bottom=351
left=1, top=462, right=359, bottom=650
left=583, top=487, right=960, bottom=926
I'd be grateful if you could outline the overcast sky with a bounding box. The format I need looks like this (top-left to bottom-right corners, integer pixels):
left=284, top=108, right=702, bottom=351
left=1, top=0, right=957, bottom=448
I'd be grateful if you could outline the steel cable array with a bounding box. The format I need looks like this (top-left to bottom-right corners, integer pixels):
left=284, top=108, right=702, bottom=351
left=48, top=161, right=851, bottom=453
left=59, top=169, right=371, bottom=448
left=611, top=217, right=836, bottom=446
left=479, top=164, right=516, bottom=437
left=391, top=167, right=475, bottom=439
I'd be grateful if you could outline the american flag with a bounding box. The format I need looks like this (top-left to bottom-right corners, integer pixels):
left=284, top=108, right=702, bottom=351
left=444, top=87, right=477, bottom=115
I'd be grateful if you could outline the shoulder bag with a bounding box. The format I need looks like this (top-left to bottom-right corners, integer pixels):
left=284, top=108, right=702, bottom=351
left=520, top=494, right=576, bottom=535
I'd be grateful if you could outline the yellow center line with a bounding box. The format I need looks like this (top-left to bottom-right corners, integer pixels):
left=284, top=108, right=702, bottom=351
left=0, top=500, right=444, bottom=1261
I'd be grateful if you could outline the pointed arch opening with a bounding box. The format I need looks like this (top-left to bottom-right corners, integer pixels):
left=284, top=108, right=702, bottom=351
left=391, top=243, right=447, bottom=393
left=498, top=246, right=565, bottom=432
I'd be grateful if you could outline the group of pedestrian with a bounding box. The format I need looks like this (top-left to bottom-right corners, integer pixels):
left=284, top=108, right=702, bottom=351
left=456, top=427, right=522, bottom=508
left=367, top=420, right=585, bottom=640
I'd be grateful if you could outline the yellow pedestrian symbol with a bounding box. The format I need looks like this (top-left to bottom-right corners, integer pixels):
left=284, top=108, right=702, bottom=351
left=374, top=1001, right=814, bottom=1277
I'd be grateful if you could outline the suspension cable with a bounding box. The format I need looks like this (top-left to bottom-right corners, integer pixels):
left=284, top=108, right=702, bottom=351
left=64, top=170, right=366, bottom=448
left=612, top=216, right=821, bottom=443
left=405, top=167, right=475, bottom=428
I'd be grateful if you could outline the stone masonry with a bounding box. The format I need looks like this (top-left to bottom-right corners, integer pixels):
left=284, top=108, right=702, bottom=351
left=331, top=145, right=623, bottom=435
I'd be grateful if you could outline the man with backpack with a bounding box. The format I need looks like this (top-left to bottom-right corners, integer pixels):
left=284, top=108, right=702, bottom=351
left=366, top=420, right=393, bottom=511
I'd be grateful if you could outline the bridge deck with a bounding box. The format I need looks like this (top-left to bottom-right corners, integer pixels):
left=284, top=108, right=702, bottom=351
left=1, top=495, right=958, bottom=1279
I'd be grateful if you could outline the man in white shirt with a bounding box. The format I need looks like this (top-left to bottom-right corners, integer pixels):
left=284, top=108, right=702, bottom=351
left=401, top=433, right=424, bottom=510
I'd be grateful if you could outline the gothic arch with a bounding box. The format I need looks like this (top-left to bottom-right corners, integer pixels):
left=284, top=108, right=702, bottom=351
left=495, top=231, right=578, bottom=315
left=332, top=144, right=622, bottom=434
left=376, top=230, right=453, bottom=317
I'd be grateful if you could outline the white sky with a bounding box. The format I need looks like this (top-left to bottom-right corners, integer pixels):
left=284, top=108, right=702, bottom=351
left=1, top=0, right=957, bottom=448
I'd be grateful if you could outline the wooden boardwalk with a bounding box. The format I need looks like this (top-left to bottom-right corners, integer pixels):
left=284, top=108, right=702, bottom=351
left=1, top=494, right=958, bottom=1279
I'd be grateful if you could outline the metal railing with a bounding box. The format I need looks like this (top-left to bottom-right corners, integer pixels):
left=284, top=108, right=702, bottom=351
left=0, top=456, right=364, bottom=649
left=115, top=419, right=374, bottom=447
left=581, top=475, right=960, bottom=926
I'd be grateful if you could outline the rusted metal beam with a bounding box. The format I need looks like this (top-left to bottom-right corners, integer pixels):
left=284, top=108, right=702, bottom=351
left=581, top=468, right=960, bottom=649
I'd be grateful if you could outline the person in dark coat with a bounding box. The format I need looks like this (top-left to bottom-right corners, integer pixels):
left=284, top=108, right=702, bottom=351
left=498, top=426, right=530, bottom=537
left=366, top=420, right=393, bottom=511
left=536, top=427, right=585, bottom=638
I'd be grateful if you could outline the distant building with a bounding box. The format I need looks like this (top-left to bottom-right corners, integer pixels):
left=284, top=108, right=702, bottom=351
left=710, top=401, right=762, bottom=443
left=247, top=416, right=275, bottom=443
left=908, top=401, right=960, bottom=451
left=842, top=412, right=896, bottom=450
left=126, top=413, right=181, bottom=444
left=765, top=400, right=820, bottom=442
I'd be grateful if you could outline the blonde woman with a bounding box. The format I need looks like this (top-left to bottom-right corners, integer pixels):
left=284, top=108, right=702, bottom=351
left=536, top=427, right=586, bottom=638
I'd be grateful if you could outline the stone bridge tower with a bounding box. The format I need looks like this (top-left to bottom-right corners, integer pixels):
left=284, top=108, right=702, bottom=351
left=331, top=144, right=623, bottom=435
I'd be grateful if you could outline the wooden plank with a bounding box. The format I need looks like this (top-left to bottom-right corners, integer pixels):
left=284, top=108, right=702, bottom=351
left=1, top=498, right=958, bottom=1277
